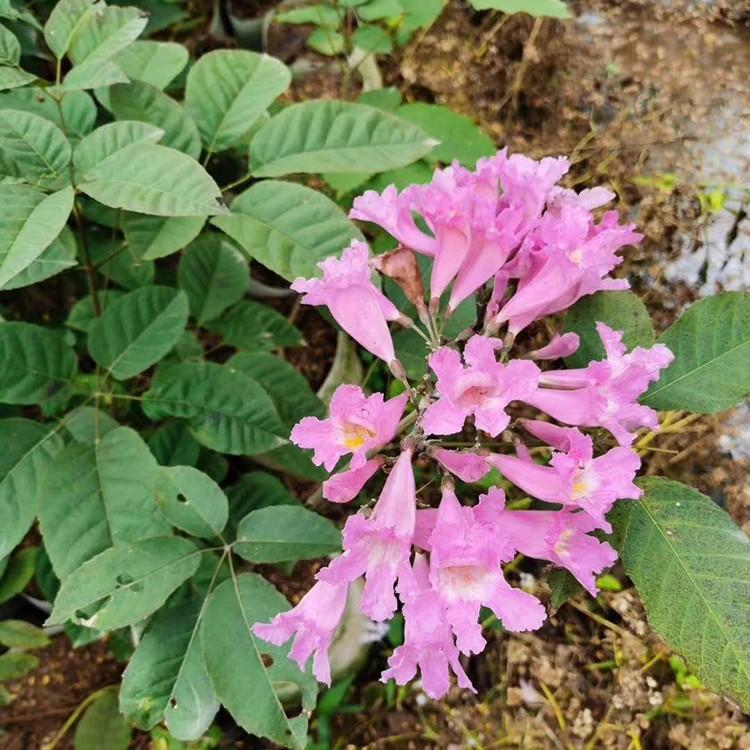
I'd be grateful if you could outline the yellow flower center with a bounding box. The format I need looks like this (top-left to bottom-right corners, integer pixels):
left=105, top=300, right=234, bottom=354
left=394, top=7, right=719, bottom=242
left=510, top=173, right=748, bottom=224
left=341, top=423, right=375, bottom=451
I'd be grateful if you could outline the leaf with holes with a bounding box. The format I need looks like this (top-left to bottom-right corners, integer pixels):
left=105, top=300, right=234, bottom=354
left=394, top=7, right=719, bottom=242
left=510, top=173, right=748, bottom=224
left=563, top=290, right=655, bottom=368
left=642, top=292, right=750, bottom=413
left=248, top=100, right=436, bottom=177
left=78, top=143, right=225, bottom=216
left=142, top=361, right=287, bottom=455
left=235, top=506, right=340, bottom=564
left=209, top=300, right=302, bottom=351
left=177, top=236, right=249, bottom=325
left=123, top=214, right=205, bottom=261
left=201, top=573, right=318, bottom=750
left=185, top=49, right=290, bottom=153
left=611, top=477, right=750, bottom=713
left=0, top=322, right=77, bottom=405
left=120, top=596, right=219, bottom=739
left=73, top=120, right=163, bottom=178
left=48, top=536, right=200, bottom=629
left=87, top=285, right=189, bottom=380
left=39, top=427, right=170, bottom=579
left=211, top=179, right=362, bottom=280
left=0, top=418, right=65, bottom=561
left=156, top=465, right=228, bottom=539
left=110, top=80, right=201, bottom=158
left=0, top=184, right=75, bottom=289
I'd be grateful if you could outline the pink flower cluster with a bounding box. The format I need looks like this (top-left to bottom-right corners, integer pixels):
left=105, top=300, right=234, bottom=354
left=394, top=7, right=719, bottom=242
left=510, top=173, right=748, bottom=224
left=254, top=151, right=674, bottom=699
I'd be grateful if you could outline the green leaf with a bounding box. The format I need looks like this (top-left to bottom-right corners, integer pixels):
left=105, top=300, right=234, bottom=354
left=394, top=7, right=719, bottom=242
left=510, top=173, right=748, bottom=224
left=562, top=290, right=655, bottom=369
left=68, top=5, right=147, bottom=68
left=467, top=0, right=570, bottom=18
left=110, top=80, right=201, bottom=158
left=209, top=300, right=302, bottom=351
left=0, top=418, right=65, bottom=560
left=1, top=225, right=77, bottom=291
left=248, top=100, right=436, bottom=177
left=113, top=39, right=188, bottom=90
left=227, top=352, right=324, bottom=426
left=142, top=361, right=287, bottom=455
left=67, top=289, right=124, bottom=332
left=79, top=143, right=225, bottom=217
left=307, top=28, right=344, bottom=55
left=235, top=506, right=340, bottom=563
left=642, top=292, right=750, bottom=413
left=201, top=573, right=318, bottom=750
left=611, top=477, right=750, bottom=713
left=89, top=231, right=155, bottom=289
left=39, top=426, right=170, bottom=579
left=156, top=465, right=229, bottom=539
left=0, top=322, right=77, bottom=405
left=43, top=0, right=98, bottom=59
left=0, top=651, right=39, bottom=680
left=62, top=59, right=129, bottom=92
left=185, top=49, right=291, bottom=154
left=0, top=184, right=74, bottom=289
left=357, top=0, right=401, bottom=21
left=0, top=88, right=96, bottom=139
left=0, top=109, right=72, bottom=184
left=73, top=120, right=163, bottom=178
left=147, top=421, right=201, bottom=467
left=123, top=213, right=205, bottom=261
left=0, top=619, right=50, bottom=649
left=211, top=179, right=363, bottom=280
left=0, top=546, right=37, bottom=604
left=0, top=66, right=36, bottom=91
left=358, top=86, right=402, bottom=111
left=74, top=688, right=131, bottom=750
left=0, top=22, right=20, bottom=64
left=275, top=5, right=342, bottom=26
left=396, top=102, right=494, bottom=167
left=48, top=536, right=200, bottom=629
left=177, top=235, right=249, bottom=325
left=548, top=569, right=582, bottom=610
left=226, top=471, right=299, bottom=538
left=120, top=597, right=219, bottom=739
left=64, top=405, right=119, bottom=444
left=87, top=285, right=189, bottom=380
left=352, top=25, right=392, bottom=54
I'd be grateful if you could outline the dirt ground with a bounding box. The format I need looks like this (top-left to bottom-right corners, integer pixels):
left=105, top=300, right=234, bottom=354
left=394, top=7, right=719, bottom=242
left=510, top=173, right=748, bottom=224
left=1, top=1, right=749, bottom=748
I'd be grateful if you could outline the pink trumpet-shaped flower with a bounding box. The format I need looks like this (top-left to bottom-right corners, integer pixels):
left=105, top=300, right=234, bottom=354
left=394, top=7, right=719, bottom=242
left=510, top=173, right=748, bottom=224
left=490, top=421, right=641, bottom=531
left=253, top=580, right=348, bottom=685
left=318, top=448, right=416, bottom=621
left=427, top=487, right=546, bottom=654
left=433, top=448, right=490, bottom=483
left=527, top=324, right=674, bottom=444
left=381, top=554, right=475, bottom=700
left=291, top=241, right=403, bottom=364
left=499, top=508, right=618, bottom=595
left=528, top=332, right=580, bottom=360
left=495, top=203, right=642, bottom=334
left=423, top=335, right=540, bottom=437
left=322, top=458, right=382, bottom=504
left=291, top=386, right=408, bottom=472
